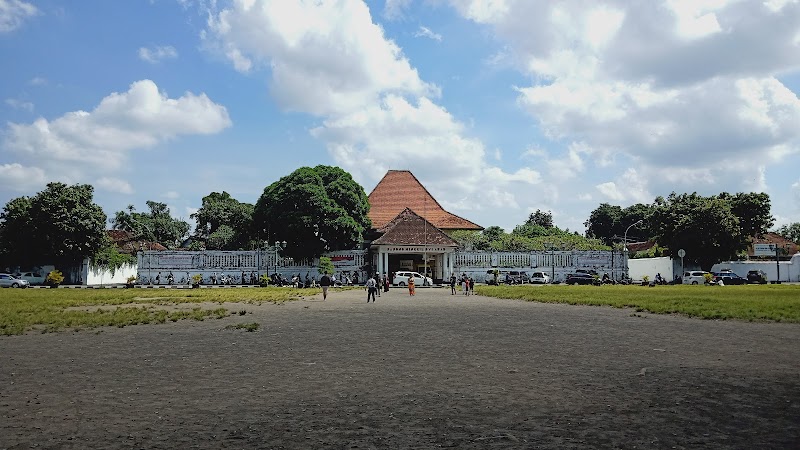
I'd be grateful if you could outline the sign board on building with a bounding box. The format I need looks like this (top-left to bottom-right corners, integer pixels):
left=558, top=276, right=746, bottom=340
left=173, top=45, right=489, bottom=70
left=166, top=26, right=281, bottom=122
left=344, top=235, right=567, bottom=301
left=753, top=244, right=777, bottom=256
left=158, top=254, right=195, bottom=267
left=330, top=255, right=355, bottom=267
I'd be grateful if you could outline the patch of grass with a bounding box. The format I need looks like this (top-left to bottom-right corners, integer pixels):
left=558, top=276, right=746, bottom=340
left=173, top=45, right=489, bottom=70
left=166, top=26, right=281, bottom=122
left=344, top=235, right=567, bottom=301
left=475, top=284, right=800, bottom=322
left=225, top=322, right=260, bottom=332
left=0, top=287, right=306, bottom=335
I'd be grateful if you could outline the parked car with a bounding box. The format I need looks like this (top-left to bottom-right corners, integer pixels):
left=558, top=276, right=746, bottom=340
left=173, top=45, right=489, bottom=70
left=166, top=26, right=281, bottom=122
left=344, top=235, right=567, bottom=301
left=565, top=273, right=598, bottom=285
left=485, top=270, right=507, bottom=285
left=529, top=271, right=551, bottom=284
left=508, top=271, right=528, bottom=284
left=747, top=270, right=768, bottom=284
left=712, top=271, right=747, bottom=285
left=682, top=271, right=710, bottom=285
left=17, top=271, right=45, bottom=286
left=0, top=273, right=30, bottom=288
left=393, top=271, right=433, bottom=287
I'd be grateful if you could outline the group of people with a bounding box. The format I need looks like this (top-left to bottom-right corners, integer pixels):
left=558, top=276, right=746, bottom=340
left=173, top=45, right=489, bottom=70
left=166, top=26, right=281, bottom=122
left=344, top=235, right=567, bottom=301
left=365, top=273, right=391, bottom=302
left=450, top=274, right=474, bottom=295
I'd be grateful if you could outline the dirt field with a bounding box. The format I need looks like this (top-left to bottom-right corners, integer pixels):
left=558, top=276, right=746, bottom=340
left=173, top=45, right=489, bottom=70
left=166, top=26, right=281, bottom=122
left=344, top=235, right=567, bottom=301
left=2, top=287, right=799, bottom=449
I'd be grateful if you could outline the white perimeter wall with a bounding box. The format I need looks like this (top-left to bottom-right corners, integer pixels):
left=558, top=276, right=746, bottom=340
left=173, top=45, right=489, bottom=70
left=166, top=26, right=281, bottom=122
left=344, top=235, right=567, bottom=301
left=83, top=262, right=138, bottom=286
left=628, top=257, right=679, bottom=281
left=711, top=254, right=800, bottom=282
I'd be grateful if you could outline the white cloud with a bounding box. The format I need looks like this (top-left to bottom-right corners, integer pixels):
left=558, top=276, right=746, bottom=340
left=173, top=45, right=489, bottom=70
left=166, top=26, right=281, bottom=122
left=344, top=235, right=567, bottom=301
left=163, top=191, right=180, bottom=199
left=453, top=0, right=800, bottom=202
left=138, top=45, right=178, bottom=63
left=596, top=182, right=624, bottom=201
left=0, top=163, right=46, bottom=192
left=203, top=0, right=536, bottom=225
left=96, top=177, right=133, bottom=194
left=5, top=98, right=33, bottom=112
left=414, top=25, right=442, bottom=42
left=0, top=0, right=37, bottom=33
left=27, top=76, right=46, bottom=86
left=545, top=144, right=587, bottom=180
left=383, top=0, right=412, bottom=20
left=4, top=79, right=231, bottom=170
left=204, top=0, right=439, bottom=116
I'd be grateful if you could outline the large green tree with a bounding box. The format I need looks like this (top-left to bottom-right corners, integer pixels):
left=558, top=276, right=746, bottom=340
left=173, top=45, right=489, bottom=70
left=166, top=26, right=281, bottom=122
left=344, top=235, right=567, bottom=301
left=776, top=222, right=800, bottom=243
left=111, top=201, right=189, bottom=249
left=722, top=192, right=774, bottom=238
left=0, top=183, right=107, bottom=269
left=651, top=193, right=744, bottom=270
left=584, top=203, right=654, bottom=246
left=191, top=191, right=254, bottom=250
left=252, top=166, right=371, bottom=260
left=526, top=209, right=554, bottom=228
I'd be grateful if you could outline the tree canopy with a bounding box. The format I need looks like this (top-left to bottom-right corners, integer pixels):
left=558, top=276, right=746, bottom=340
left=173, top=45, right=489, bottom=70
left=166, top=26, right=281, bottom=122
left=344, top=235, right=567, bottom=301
left=0, top=183, right=107, bottom=269
left=449, top=216, right=608, bottom=252
left=776, top=222, right=800, bottom=243
left=650, top=192, right=772, bottom=269
left=585, top=191, right=773, bottom=268
left=111, top=201, right=190, bottom=249
left=191, top=191, right=254, bottom=250
left=252, top=166, right=371, bottom=260
left=584, top=203, right=654, bottom=246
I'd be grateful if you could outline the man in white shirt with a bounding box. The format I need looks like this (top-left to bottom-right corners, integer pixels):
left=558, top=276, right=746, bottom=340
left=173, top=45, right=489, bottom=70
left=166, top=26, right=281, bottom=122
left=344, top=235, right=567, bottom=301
left=365, top=277, right=377, bottom=303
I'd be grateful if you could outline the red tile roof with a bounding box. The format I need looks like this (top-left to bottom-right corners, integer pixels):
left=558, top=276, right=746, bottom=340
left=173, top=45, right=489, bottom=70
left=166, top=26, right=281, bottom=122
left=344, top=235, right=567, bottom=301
left=372, top=208, right=459, bottom=246
left=106, top=230, right=166, bottom=254
left=749, top=232, right=799, bottom=256
left=367, top=170, right=482, bottom=231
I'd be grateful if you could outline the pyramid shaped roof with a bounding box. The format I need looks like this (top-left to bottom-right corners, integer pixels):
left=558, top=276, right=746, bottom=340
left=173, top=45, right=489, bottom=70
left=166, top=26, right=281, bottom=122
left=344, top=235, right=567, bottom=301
left=372, top=208, right=459, bottom=246
left=367, top=170, right=482, bottom=231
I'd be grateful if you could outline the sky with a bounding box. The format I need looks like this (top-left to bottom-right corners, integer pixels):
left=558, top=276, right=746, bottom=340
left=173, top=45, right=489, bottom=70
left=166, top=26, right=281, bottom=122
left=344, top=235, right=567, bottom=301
left=1, top=0, right=799, bottom=236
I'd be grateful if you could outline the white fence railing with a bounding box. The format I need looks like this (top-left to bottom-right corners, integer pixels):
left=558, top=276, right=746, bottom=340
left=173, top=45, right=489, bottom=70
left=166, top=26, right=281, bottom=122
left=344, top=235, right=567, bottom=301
left=136, top=249, right=626, bottom=285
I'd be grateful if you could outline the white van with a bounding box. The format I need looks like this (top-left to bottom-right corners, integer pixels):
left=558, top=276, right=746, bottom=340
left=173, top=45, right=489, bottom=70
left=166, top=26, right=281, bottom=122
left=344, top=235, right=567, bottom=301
left=682, top=271, right=709, bottom=285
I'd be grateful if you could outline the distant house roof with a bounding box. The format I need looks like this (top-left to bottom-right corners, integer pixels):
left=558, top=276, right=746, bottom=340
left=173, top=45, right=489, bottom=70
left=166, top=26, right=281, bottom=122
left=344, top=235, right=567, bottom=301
left=372, top=208, right=459, bottom=246
left=367, top=170, right=482, bottom=231
left=749, top=232, right=799, bottom=257
left=626, top=240, right=658, bottom=253
left=107, top=230, right=166, bottom=254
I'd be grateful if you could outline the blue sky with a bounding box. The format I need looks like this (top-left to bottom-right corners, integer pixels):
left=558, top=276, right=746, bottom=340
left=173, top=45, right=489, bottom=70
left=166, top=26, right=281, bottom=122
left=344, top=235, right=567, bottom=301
left=1, top=0, right=799, bottom=235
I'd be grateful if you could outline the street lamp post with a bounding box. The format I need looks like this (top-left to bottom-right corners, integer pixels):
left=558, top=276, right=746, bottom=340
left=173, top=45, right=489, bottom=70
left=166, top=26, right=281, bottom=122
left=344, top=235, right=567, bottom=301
left=623, top=220, right=644, bottom=254
left=623, top=220, right=643, bottom=280
left=274, top=241, right=287, bottom=277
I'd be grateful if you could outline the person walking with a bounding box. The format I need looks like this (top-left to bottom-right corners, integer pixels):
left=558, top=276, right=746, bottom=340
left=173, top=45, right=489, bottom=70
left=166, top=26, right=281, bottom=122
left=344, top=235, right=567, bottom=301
left=383, top=273, right=390, bottom=293
left=450, top=274, right=457, bottom=295
left=462, top=274, right=469, bottom=295
left=375, top=274, right=382, bottom=297
left=365, top=276, right=377, bottom=302
left=408, top=276, right=416, bottom=296
left=319, top=271, right=332, bottom=300
left=469, top=277, right=475, bottom=295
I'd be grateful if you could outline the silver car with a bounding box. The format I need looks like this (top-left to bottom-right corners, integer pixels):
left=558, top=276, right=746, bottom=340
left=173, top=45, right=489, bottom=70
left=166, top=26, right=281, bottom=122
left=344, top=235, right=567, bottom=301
left=0, top=273, right=30, bottom=288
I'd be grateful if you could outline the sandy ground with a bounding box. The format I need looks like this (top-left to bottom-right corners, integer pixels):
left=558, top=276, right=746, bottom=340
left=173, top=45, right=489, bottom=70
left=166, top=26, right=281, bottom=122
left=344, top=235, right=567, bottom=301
left=1, top=286, right=799, bottom=449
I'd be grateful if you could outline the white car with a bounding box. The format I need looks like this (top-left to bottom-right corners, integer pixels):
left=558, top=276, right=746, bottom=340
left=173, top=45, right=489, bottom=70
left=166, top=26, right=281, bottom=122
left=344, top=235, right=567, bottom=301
left=529, top=271, right=551, bottom=284
left=393, top=271, right=433, bottom=287
left=0, top=273, right=30, bottom=288
left=682, top=271, right=710, bottom=285
left=18, top=271, right=45, bottom=286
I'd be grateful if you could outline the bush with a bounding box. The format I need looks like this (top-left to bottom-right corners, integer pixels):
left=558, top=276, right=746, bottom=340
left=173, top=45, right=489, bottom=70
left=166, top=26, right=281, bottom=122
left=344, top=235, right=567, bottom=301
left=259, top=273, right=270, bottom=287
left=46, top=270, right=64, bottom=287
left=191, top=274, right=203, bottom=286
